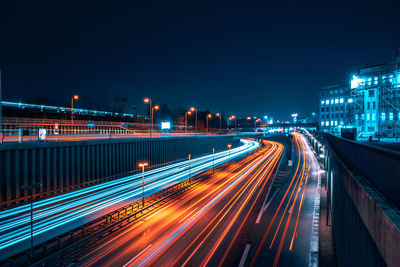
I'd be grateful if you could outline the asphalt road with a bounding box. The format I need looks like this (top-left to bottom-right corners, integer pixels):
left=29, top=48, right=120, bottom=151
left=0, top=139, right=259, bottom=261
left=77, top=132, right=321, bottom=267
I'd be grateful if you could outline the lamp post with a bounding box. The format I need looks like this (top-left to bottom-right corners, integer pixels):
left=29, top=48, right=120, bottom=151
left=144, top=98, right=152, bottom=137
left=185, top=110, right=192, bottom=133
left=188, top=154, right=191, bottom=181
left=190, top=107, right=197, bottom=133
left=152, top=105, right=159, bottom=136
left=227, top=144, right=232, bottom=163
left=138, top=162, right=148, bottom=207
left=216, top=113, right=221, bottom=133
left=230, top=115, right=236, bottom=131
left=212, top=148, right=215, bottom=172
left=206, top=114, right=212, bottom=132
left=21, top=183, right=42, bottom=264
left=71, top=94, right=79, bottom=124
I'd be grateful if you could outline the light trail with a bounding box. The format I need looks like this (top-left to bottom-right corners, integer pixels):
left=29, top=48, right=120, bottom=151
left=77, top=140, right=284, bottom=267
left=0, top=139, right=259, bottom=260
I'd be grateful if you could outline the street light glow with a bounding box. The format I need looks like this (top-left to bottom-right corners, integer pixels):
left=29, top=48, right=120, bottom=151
left=138, top=162, right=149, bottom=167
left=154, top=105, right=159, bottom=110
left=144, top=98, right=150, bottom=103
left=190, top=107, right=195, bottom=111
left=73, top=94, right=79, bottom=101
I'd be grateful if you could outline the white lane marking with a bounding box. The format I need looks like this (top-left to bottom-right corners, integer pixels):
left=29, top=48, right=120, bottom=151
left=238, top=243, right=251, bottom=267
left=255, top=189, right=279, bottom=224
left=123, top=243, right=153, bottom=267
left=308, top=159, right=321, bottom=267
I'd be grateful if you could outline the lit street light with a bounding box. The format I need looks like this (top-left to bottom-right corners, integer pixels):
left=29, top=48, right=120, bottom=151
left=144, top=98, right=154, bottom=138
left=190, top=107, right=197, bottom=133
left=206, top=114, right=212, bottom=132
left=138, top=162, right=149, bottom=207
left=227, top=144, right=232, bottom=163
left=185, top=110, right=192, bottom=133
left=216, top=113, right=221, bottom=133
left=21, top=183, right=42, bottom=264
left=71, top=94, right=79, bottom=124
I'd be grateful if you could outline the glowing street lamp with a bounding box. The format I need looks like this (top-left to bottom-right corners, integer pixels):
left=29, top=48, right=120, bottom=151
left=206, top=114, right=212, bottom=132
left=216, top=113, right=221, bottom=132
left=138, top=162, right=149, bottom=207
left=190, top=107, right=197, bottom=133
left=227, top=144, right=232, bottom=163
left=230, top=115, right=237, bottom=131
left=144, top=98, right=154, bottom=138
left=185, top=110, right=192, bottom=133
left=71, top=94, right=79, bottom=124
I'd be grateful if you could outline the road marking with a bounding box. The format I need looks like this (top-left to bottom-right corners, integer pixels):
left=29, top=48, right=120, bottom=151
left=238, top=243, right=251, bottom=267
left=308, top=159, right=321, bottom=267
left=255, top=189, right=279, bottom=224
left=123, top=243, right=152, bottom=267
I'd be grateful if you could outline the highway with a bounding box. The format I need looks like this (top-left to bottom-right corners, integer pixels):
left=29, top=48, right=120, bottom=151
left=77, top=132, right=320, bottom=267
left=0, top=139, right=259, bottom=260
left=76, top=140, right=284, bottom=266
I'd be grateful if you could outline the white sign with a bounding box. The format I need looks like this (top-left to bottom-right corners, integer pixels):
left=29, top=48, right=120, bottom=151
left=54, top=123, right=59, bottom=135
left=161, top=121, right=171, bottom=130
left=38, top=129, right=47, bottom=141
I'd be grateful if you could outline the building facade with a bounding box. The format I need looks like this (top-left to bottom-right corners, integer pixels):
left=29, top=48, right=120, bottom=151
left=319, top=85, right=352, bottom=134
left=350, top=49, right=400, bottom=138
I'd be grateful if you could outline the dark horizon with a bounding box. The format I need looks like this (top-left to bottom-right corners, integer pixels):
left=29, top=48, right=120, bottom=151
left=1, top=1, right=400, bottom=120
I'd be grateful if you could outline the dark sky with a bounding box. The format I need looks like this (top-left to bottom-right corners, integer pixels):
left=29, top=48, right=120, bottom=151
left=1, top=0, right=400, bottom=120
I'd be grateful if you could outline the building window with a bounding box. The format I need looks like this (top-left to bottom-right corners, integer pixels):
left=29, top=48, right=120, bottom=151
left=367, top=102, right=370, bottom=110
left=366, top=113, right=370, bottom=121
left=331, top=99, right=334, bottom=104
left=373, top=101, right=376, bottom=109
left=334, top=121, right=338, bottom=126
left=326, top=120, right=329, bottom=126
left=331, top=120, right=334, bottom=126
left=335, top=107, right=338, bottom=111
left=368, top=78, right=372, bottom=86
left=382, top=113, right=386, bottom=121
left=374, top=77, right=378, bottom=85
left=340, top=106, right=344, bottom=110
left=335, top=99, right=339, bottom=104
left=340, top=113, right=343, bottom=118
left=390, top=74, right=393, bottom=83
left=355, top=114, right=359, bottom=121
left=361, top=114, right=365, bottom=120
left=321, top=107, right=324, bottom=112
left=372, top=113, right=376, bottom=121
left=340, top=98, right=344, bottom=103
left=321, top=100, right=325, bottom=105
left=389, top=112, right=394, bottom=120
left=368, top=90, right=374, bottom=97
left=321, top=121, right=324, bottom=126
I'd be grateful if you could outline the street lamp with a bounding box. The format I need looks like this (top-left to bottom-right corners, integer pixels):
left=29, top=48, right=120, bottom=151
left=206, top=114, right=212, bottom=132
left=216, top=113, right=221, bottom=133
left=229, top=115, right=236, bottom=131
left=212, top=148, right=215, bottom=172
left=190, top=107, right=197, bottom=133
left=152, top=105, right=159, bottom=136
left=227, top=144, right=232, bottom=163
left=138, top=162, right=148, bottom=207
left=185, top=110, right=192, bottom=133
left=71, top=94, right=79, bottom=124
left=144, top=98, right=154, bottom=138
left=188, top=154, right=191, bottom=181
left=21, top=183, right=42, bottom=264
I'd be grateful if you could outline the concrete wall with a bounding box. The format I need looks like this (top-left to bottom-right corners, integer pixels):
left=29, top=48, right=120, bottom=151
left=0, top=135, right=256, bottom=204
left=325, top=135, right=400, bottom=267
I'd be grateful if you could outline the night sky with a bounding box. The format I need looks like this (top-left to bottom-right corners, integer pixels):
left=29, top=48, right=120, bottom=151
left=1, top=1, right=400, bottom=120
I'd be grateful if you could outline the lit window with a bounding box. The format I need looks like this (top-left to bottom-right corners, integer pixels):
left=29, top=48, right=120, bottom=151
left=372, top=113, right=376, bottom=121
left=389, top=112, right=394, bottom=120
left=331, top=121, right=334, bottom=126
left=334, top=121, right=338, bottom=126
left=321, top=121, right=324, bottom=126
left=382, top=113, right=386, bottom=121
left=348, top=98, right=353, bottom=103
left=321, top=100, right=325, bottom=105
left=390, top=74, right=393, bottom=83
left=366, top=114, right=370, bottom=121
left=367, top=78, right=372, bottom=85
left=340, top=98, right=344, bottom=103
left=326, top=120, right=329, bottom=126
left=374, top=77, right=378, bottom=85
left=355, top=114, right=359, bottom=121
left=361, top=114, right=365, bottom=120
left=335, top=99, right=339, bottom=104
left=331, top=99, right=334, bottom=104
